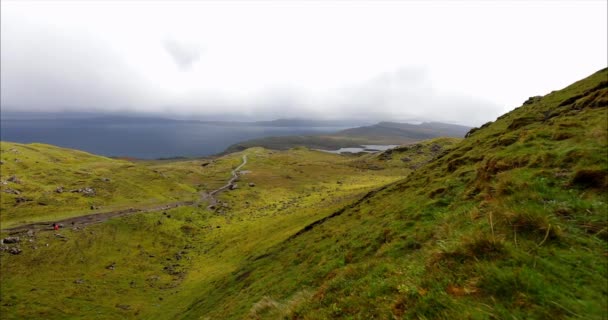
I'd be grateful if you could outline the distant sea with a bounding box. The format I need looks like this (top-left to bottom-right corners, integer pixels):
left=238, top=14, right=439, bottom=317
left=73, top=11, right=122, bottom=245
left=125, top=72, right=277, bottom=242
left=0, top=119, right=349, bottom=159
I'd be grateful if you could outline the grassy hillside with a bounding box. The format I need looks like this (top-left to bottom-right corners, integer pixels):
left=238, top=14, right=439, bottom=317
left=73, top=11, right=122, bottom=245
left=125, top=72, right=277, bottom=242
left=0, top=69, right=605, bottom=319
left=0, top=142, right=197, bottom=227
left=1, top=142, right=456, bottom=319
left=179, top=69, right=607, bottom=318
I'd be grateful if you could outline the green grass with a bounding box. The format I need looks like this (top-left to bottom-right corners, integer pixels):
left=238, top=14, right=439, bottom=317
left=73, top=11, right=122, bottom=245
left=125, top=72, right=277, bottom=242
left=0, top=142, right=198, bottom=227
left=1, top=68, right=606, bottom=319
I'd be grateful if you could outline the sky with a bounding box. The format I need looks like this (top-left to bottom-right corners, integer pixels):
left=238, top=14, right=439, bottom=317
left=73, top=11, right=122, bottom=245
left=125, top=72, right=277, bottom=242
left=1, top=1, right=606, bottom=126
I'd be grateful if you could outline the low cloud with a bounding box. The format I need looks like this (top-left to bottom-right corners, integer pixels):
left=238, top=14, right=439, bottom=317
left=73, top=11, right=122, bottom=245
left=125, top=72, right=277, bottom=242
left=163, top=39, right=201, bottom=70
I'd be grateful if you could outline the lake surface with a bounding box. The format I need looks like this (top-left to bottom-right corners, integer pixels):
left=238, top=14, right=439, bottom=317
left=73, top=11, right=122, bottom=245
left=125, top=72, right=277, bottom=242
left=321, top=144, right=400, bottom=154
left=0, top=119, right=348, bottom=159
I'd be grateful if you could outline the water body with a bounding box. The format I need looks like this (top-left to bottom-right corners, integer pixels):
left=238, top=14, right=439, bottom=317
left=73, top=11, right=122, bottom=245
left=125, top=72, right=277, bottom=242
left=321, top=145, right=400, bottom=154
left=0, top=119, right=349, bottom=159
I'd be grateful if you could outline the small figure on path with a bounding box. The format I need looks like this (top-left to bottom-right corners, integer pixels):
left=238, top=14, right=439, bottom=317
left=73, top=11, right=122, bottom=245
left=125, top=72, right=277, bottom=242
left=53, top=223, right=59, bottom=231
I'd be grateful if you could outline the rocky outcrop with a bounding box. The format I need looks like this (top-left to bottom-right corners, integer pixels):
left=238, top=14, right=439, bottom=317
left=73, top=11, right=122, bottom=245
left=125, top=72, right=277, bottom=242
left=71, top=187, right=96, bottom=196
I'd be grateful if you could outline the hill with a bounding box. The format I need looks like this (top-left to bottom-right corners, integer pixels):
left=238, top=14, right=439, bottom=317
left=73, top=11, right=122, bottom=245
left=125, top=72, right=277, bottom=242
left=0, top=68, right=606, bottom=319
left=0, top=142, right=199, bottom=227
left=183, top=68, right=607, bottom=318
left=224, top=121, right=470, bottom=153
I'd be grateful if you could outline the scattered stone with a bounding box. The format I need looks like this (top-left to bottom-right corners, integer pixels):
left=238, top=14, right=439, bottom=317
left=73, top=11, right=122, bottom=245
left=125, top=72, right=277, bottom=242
left=106, top=262, right=116, bottom=270
left=336, top=181, right=343, bottom=185
left=7, top=175, right=21, bottom=184
left=0, top=160, right=3, bottom=165
left=248, top=182, right=256, bottom=187
left=8, top=247, right=22, bottom=255
left=430, top=144, right=442, bottom=153
left=3, top=237, right=20, bottom=244
left=523, top=95, right=543, bottom=105
left=229, top=183, right=238, bottom=190
left=90, top=205, right=98, bottom=210
left=0, top=180, right=7, bottom=185
left=115, top=304, right=131, bottom=310
left=101, top=177, right=111, bottom=182
left=55, top=233, right=66, bottom=238
left=26, top=230, right=35, bottom=237
left=15, top=197, right=32, bottom=203
left=70, top=187, right=96, bottom=196
left=55, top=186, right=64, bottom=193
left=3, top=188, right=20, bottom=195
left=74, top=279, right=84, bottom=284
left=401, top=157, right=412, bottom=162
left=200, top=162, right=211, bottom=167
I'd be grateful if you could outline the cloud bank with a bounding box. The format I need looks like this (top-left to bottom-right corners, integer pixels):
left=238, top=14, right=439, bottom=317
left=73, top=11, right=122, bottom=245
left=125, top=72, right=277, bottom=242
left=1, top=1, right=606, bottom=126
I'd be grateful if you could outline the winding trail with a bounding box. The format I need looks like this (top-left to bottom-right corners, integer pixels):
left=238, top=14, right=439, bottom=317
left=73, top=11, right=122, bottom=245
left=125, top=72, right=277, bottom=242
left=3, top=155, right=248, bottom=233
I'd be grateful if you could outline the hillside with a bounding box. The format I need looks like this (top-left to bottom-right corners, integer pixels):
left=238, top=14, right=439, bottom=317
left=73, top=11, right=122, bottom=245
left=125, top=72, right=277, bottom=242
left=224, top=121, right=470, bottom=153
left=0, top=68, right=606, bottom=319
left=0, top=142, right=199, bottom=227
left=1, top=138, right=457, bottom=319
left=181, top=68, right=607, bottom=318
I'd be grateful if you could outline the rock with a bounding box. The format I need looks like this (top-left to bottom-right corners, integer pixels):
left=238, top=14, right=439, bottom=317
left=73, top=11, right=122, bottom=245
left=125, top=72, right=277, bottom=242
left=229, top=184, right=238, bottom=190
left=401, top=157, right=412, bottom=162
left=74, top=279, right=84, bottom=284
left=26, top=230, right=35, bottom=237
left=430, top=144, right=442, bottom=153
left=7, top=175, right=21, bottom=184
left=8, top=247, right=22, bottom=255
left=90, top=205, right=98, bottom=210
left=70, top=187, right=96, bottom=196
left=55, top=186, right=64, bottom=193
left=3, top=237, right=20, bottom=244
left=15, top=197, right=32, bottom=203
left=200, top=162, right=210, bottom=167
left=0, top=180, right=7, bottom=185
left=0, top=160, right=3, bottom=165
left=248, top=182, right=255, bottom=187
left=101, top=177, right=111, bottom=182
left=106, top=262, right=116, bottom=270
left=523, top=95, right=542, bottom=105
left=3, top=188, right=21, bottom=195
left=115, top=304, right=131, bottom=310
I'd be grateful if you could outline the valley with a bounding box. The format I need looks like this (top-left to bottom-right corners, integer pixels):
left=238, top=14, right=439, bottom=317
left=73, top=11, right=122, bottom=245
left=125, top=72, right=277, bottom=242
left=0, top=68, right=606, bottom=319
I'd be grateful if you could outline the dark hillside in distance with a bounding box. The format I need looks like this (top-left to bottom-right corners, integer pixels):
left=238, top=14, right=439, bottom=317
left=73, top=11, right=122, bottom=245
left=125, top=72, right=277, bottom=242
left=0, top=116, right=356, bottom=159
left=224, top=121, right=471, bottom=153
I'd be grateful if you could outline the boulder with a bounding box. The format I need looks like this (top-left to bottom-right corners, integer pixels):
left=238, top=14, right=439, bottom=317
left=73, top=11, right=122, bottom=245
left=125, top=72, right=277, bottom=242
left=3, top=188, right=20, bottom=195
left=523, top=95, right=543, bottom=105
left=71, top=187, right=96, bottom=196
left=7, top=175, right=21, bottom=184
left=3, top=237, right=20, bottom=244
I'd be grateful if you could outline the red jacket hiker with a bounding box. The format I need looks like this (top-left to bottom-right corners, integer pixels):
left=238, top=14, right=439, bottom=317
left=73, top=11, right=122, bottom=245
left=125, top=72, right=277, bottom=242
left=53, top=223, right=59, bottom=231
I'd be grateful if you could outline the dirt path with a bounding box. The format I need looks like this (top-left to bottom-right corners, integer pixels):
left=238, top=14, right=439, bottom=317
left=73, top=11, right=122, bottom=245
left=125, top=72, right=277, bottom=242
left=3, top=155, right=248, bottom=233
left=204, top=155, right=247, bottom=209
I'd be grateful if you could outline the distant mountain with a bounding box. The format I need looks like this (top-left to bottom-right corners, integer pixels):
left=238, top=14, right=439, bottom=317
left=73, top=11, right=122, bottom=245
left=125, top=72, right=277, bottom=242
left=251, top=118, right=371, bottom=127
left=224, top=121, right=471, bottom=153
left=335, top=121, right=470, bottom=141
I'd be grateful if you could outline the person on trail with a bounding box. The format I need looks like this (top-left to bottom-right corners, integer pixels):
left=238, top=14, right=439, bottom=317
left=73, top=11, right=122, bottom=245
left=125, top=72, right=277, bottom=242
left=53, top=223, right=59, bottom=231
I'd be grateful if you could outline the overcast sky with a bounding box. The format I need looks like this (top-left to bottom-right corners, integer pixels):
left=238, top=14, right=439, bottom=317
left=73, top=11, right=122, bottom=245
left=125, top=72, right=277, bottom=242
left=1, top=1, right=606, bottom=125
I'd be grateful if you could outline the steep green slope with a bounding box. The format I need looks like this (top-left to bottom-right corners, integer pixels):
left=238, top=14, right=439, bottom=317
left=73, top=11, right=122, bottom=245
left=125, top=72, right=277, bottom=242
left=1, top=146, right=427, bottom=319
left=181, top=69, right=607, bottom=318
left=0, top=142, right=196, bottom=227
